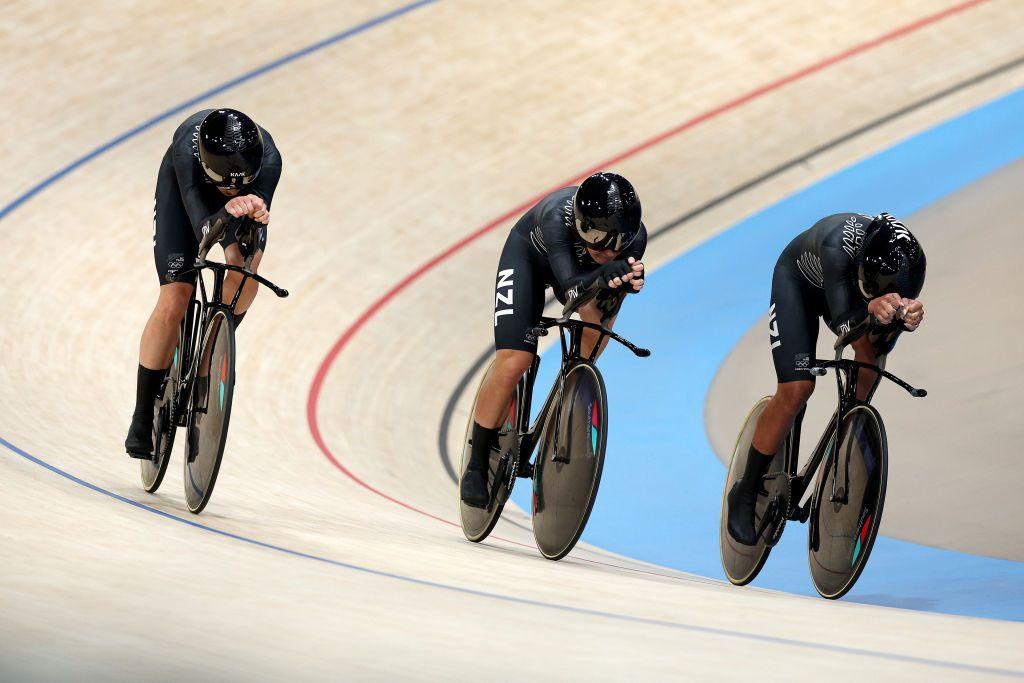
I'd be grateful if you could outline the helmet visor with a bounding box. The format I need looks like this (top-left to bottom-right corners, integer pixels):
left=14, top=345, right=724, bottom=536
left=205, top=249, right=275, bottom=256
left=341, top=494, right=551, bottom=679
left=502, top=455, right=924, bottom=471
left=201, top=160, right=260, bottom=189
left=576, top=218, right=637, bottom=252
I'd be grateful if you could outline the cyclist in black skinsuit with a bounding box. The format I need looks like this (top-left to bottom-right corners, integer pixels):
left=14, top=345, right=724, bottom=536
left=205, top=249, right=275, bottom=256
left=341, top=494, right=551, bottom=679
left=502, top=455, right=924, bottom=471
left=727, top=211, right=927, bottom=545
left=124, top=108, right=282, bottom=458
left=460, top=172, right=648, bottom=507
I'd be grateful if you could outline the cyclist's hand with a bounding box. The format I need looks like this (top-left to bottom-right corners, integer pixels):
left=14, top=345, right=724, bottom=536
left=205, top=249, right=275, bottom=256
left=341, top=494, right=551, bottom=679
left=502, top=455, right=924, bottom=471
left=625, top=256, right=645, bottom=292
left=901, top=298, right=924, bottom=331
left=248, top=195, right=270, bottom=224
left=868, top=293, right=902, bottom=325
left=224, top=195, right=254, bottom=218
left=225, top=195, right=269, bottom=223
left=597, top=260, right=632, bottom=289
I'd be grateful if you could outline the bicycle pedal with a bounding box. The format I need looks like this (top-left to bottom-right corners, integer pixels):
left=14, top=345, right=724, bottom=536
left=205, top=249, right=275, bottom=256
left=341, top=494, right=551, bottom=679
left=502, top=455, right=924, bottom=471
left=516, top=461, right=534, bottom=479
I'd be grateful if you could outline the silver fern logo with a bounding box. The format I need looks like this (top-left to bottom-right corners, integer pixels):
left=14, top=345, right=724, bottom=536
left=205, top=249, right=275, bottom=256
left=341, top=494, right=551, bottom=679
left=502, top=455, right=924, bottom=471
left=796, top=252, right=824, bottom=288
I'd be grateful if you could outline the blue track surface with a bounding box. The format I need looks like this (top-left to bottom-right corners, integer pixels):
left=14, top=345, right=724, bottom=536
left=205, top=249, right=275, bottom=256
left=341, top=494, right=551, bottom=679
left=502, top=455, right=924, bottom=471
left=513, top=87, right=1024, bottom=621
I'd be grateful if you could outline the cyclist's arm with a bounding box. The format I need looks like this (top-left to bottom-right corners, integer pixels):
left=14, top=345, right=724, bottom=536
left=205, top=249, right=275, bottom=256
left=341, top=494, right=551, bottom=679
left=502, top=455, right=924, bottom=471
left=544, top=226, right=636, bottom=300
left=196, top=208, right=237, bottom=260
left=248, top=139, right=282, bottom=209
left=622, top=224, right=648, bottom=270
left=544, top=222, right=596, bottom=296
left=822, top=245, right=868, bottom=339
left=866, top=321, right=904, bottom=357
left=170, top=144, right=223, bottom=241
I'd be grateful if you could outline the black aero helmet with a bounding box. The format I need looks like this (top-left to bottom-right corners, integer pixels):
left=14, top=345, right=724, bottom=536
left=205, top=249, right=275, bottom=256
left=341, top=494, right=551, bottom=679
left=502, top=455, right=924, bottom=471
left=198, top=109, right=264, bottom=190
left=573, top=172, right=642, bottom=252
left=855, top=212, right=926, bottom=300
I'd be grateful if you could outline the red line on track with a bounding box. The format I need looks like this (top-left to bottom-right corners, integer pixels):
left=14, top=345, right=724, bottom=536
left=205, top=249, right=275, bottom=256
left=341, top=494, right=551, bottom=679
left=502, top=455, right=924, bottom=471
left=305, top=0, right=988, bottom=533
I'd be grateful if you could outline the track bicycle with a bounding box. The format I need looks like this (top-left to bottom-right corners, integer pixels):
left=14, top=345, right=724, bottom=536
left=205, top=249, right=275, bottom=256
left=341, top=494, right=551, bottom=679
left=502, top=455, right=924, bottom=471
left=459, top=283, right=650, bottom=560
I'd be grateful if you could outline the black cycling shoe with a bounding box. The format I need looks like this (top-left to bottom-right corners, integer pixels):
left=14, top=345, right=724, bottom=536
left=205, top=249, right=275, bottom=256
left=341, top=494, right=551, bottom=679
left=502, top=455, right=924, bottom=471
left=125, top=414, right=155, bottom=460
left=460, top=468, right=489, bottom=508
left=727, top=447, right=773, bottom=545
left=727, top=481, right=759, bottom=545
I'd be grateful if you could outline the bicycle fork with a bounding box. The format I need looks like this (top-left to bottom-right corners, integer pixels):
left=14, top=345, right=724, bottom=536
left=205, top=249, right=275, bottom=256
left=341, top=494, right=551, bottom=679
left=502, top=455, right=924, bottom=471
left=550, top=368, right=570, bottom=464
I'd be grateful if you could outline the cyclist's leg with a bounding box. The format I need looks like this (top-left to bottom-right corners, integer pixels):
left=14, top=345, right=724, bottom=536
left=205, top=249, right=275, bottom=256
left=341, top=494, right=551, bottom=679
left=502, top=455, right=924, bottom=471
left=462, top=232, right=543, bottom=503
left=728, top=259, right=818, bottom=542
left=139, top=283, right=195, bottom=368
left=475, top=232, right=544, bottom=431
left=146, top=153, right=197, bottom=368
left=221, top=223, right=267, bottom=323
left=127, top=153, right=196, bottom=456
left=751, top=262, right=819, bottom=456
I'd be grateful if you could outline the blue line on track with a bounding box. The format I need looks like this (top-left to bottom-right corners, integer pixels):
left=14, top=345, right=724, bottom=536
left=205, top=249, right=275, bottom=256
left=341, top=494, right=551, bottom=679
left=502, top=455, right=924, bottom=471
left=0, top=0, right=439, bottom=222
left=3, top=436, right=1021, bottom=677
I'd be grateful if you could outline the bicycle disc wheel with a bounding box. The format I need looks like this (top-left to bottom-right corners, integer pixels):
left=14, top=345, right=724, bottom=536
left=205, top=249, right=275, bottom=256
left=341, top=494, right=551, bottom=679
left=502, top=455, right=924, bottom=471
left=183, top=311, right=236, bottom=514
left=459, top=361, right=522, bottom=543
left=532, top=362, right=607, bottom=561
left=140, top=333, right=184, bottom=492
left=720, top=396, right=790, bottom=586
left=808, top=404, right=887, bottom=599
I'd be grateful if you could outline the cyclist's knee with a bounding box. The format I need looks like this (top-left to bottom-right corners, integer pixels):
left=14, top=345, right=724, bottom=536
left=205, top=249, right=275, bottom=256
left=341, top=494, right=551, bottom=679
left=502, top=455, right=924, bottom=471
left=224, top=244, right=261, bottom=272
left=155, top=283, right=192, bottom=324
left=492, top=349, right=534, bottom=386
left=248, top=248, right=263, bottom=273
left=224, top=243, right=244, bottom=267
left=224, top=270, right=242, bottom=291
left=773, top=380, right=814, bottom=412
left=850, top=334, right=877, bottom=361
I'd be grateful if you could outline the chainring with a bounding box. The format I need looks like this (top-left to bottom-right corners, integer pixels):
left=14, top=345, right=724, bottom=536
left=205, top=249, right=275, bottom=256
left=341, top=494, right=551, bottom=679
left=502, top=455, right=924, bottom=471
left=759, top=472, right=793, bottom=547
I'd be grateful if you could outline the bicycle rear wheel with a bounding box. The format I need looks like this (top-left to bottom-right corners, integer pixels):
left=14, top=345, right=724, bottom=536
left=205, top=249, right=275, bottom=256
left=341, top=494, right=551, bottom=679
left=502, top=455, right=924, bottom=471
left=140, top=333, right=184, bottom=492
left=808, top=404, right=887, bottom=599
left=531, top=362, right=607, bottom=561
left=459, top=361, right=522, bottom=543
left=183, top=311, right=236, bottom=514
left=720, top=396, right=790, bottom=585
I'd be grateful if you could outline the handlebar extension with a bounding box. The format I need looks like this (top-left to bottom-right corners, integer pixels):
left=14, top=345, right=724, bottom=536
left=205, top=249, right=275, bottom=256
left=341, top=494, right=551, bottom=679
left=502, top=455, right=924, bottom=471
left=181, top=259, right=289, bottom=298
left=809, top=358, right=925, bottom=397
left=531, top=317, right=650, bottom=358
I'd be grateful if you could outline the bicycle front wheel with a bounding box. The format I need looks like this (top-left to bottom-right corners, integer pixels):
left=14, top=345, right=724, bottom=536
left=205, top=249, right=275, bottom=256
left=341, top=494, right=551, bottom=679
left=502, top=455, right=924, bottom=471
left=531, top=362, right=607, bottom=561
left=183, top=311, right=236, bottom=514
left=808, top=404, right=888, bottom=599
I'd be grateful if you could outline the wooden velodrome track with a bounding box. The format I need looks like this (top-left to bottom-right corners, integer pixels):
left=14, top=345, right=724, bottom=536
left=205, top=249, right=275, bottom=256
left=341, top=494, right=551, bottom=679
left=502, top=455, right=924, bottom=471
left=2, top=1, right=1023, bottom=680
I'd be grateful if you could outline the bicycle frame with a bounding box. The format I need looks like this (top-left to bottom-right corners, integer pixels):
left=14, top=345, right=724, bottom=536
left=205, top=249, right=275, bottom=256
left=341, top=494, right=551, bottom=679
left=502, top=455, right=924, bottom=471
left=512, top=285, right=650, bottom=473
left=169, top=225, right=288, bottom=424
left=782, top=342, right=925, bottom=520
